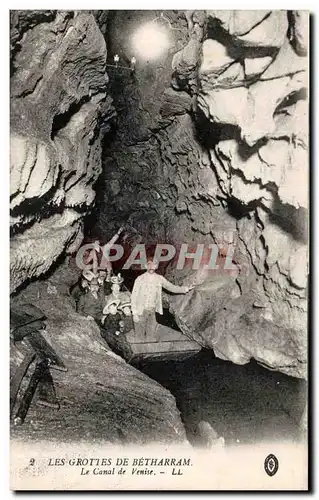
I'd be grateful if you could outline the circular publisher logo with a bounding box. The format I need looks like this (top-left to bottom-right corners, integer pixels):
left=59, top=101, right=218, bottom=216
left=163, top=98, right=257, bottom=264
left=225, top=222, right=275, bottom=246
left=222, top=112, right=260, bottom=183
left=264, top=454, right=279, bottom=477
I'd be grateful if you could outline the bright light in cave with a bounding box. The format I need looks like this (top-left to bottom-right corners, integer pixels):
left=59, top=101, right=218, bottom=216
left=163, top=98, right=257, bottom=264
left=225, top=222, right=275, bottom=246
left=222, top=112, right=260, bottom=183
left=132, top=23, right=171, bottom=60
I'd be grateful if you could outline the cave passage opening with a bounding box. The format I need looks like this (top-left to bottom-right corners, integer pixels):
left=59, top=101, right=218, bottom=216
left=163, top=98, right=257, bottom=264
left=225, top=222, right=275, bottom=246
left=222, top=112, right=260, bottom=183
left=78, top=9, right=308, bottom=447
left=136, top=352, right=307, bottom=446
left=83, top=156, right=307, bottom=447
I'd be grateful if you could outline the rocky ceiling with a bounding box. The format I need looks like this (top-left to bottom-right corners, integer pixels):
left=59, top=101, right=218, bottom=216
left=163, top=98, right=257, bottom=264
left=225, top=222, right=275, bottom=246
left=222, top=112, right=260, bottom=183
left=10, top=10, right=308, bottom=379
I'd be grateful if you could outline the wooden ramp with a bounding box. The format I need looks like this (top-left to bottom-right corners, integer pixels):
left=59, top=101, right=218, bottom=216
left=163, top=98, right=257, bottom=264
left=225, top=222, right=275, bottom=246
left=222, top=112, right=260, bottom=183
left=101, top=323, right=201, bottom=363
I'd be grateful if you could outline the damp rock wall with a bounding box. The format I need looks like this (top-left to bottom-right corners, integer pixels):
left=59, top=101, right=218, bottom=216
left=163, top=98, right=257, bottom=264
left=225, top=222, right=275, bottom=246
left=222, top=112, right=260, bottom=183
left=167, top=10, right=308, bottom=379
left=93, top=10, right=308, bottom=378
left=10, top=10, right=309, bottom=378
left=10, top=10, right=115, bottom=292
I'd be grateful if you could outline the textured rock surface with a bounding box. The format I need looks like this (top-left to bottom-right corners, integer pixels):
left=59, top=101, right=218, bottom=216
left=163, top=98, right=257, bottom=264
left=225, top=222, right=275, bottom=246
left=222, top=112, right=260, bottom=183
left=11, top=263, right=187, bottom=444
left=89, top=10, right=192, bottom=245
left=93, top=11, right=308, bottom=378
left=10, top=10, right=114, bottom=292
left=10, top=10, right=308, bottom=379
left=168, top=10, right=308, bottom=379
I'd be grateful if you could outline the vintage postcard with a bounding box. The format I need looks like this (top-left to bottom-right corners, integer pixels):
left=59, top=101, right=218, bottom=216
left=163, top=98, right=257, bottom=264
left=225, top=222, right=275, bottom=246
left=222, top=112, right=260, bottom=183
left=10, top=9, right=309, bottom=490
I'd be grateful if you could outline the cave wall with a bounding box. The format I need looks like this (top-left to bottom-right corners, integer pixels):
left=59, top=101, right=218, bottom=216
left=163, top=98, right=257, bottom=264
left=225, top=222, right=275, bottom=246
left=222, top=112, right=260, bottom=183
left=10, top=10, right=115, bottom=292
left=10, top=10, right=308, bottom=378
left=93, top=10, right=308, bottom=378
left=169, top=10, right=308, bottom=379
left=10, top=12, right=190, bottom=444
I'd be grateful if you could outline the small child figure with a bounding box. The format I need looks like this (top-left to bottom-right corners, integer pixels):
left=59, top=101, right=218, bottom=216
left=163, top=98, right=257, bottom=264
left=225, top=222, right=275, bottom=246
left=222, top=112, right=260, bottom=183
left=101, top=301, right=123, bottom=337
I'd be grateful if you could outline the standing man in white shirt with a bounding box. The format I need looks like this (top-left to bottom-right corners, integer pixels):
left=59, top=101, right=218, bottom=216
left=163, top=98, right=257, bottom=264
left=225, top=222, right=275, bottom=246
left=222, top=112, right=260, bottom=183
left=131, top=259, right=194, bottom=340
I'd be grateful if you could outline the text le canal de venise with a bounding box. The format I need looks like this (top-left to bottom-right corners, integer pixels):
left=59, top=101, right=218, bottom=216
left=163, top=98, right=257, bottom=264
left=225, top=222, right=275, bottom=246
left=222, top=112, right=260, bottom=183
left=48, top=456, right=192, bottom=476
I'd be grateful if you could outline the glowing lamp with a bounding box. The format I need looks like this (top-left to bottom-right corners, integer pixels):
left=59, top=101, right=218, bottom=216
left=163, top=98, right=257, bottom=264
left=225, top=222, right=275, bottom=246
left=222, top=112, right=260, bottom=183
left=130, top=56, right=136, bottom=70
left=132, top=22, right=171, bottom=60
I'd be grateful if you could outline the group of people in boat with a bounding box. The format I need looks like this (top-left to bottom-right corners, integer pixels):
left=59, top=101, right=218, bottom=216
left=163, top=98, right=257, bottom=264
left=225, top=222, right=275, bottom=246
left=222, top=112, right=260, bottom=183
left=72, top=227, right=195, bottom=344
left=72, top=268, right=132, bottom=338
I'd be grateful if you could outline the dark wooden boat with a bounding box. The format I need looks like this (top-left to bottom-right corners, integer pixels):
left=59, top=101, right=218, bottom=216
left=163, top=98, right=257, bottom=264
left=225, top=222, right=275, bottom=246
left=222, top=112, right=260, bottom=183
left=101, top=317, right=201, bottom=363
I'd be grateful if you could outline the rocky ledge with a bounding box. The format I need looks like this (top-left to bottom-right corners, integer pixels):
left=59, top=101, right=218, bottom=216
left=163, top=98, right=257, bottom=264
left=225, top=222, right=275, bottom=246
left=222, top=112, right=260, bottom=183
left=11, top=262, right=187, bottom=444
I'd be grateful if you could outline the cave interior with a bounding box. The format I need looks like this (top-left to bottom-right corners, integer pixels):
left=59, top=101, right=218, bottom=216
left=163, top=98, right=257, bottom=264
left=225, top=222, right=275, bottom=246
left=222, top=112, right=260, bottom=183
left=10, top=9, right=308, bottom=447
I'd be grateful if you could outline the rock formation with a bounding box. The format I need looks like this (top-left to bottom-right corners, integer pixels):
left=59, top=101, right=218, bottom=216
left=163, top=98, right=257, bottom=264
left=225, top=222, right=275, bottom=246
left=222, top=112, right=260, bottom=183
left=10, top=10, right=308, bottom=383
left=10, top=9, right=189, bottom=446
left=11, top=262, right=187, bottom=444
left=10, top=10, right=115, bottom=292
left=92, top=10, right=308, bottom=379
left=168, top=10, right=308, bottom=379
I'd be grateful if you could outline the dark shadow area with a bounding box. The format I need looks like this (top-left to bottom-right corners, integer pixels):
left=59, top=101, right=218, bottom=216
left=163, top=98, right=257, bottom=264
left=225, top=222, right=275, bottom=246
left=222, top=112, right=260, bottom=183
left=10, top=166, right=65, bottom=237
left=274, top=87, right=308, bottom=115
left=156, top=308, right=181, bottom=331
left=138, top=353, right=307, bottom=446
left=193, top=106, right=241, bottom=149
left=51, top=95, right=91, bottom=140
left=269, top=195, right=308, bottom=244
left=226, top=197, right=258, bottom=220
left=205, top=14, right=279, bottom=61
left=193, top=106, right=268, bottom=161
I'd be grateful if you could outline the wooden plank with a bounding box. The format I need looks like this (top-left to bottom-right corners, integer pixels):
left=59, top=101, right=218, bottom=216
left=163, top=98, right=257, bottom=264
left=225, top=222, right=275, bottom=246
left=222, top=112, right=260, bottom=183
left=102, top=322, right=201, bottom=363
left=130, top=339, right=200, bottom=352
left=129, top=350, right=200, bottom=363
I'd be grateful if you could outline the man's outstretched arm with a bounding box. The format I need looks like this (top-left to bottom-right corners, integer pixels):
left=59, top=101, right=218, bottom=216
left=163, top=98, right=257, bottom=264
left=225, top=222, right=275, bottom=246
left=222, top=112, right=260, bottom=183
left=160, top=276, right=194, bottom=294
